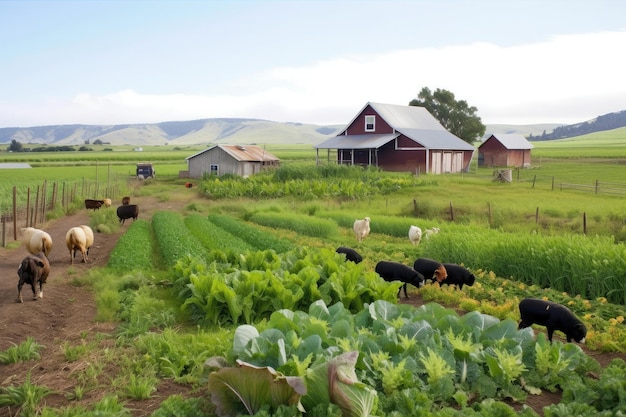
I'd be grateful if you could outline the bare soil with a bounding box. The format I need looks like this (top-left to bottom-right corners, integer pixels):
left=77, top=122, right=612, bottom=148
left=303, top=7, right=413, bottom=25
left=0, top=194, right=623, bottom=416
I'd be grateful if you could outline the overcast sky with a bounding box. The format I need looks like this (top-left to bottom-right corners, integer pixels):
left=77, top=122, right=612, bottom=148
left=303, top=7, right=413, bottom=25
left=1, top=0, right=625, bottom=128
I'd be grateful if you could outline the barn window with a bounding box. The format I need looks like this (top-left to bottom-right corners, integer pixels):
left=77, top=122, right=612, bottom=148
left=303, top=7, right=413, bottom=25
left=210, top=164, right=219, bottom=175
left=365, top=115, right=375, bottom=132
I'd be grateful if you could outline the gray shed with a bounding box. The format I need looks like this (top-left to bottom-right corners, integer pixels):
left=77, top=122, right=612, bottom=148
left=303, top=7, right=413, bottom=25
left=185, top=144, right=280, bottom=178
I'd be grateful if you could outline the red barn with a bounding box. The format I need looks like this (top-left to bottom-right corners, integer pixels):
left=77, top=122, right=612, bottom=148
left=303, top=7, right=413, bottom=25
left=314, top=102, right=475, bottom=174
left=478, top=133, right=533, bottom=168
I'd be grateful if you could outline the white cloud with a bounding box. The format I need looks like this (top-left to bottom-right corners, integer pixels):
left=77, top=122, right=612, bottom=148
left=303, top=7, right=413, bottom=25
left=2, top=30, right=625, bottom=127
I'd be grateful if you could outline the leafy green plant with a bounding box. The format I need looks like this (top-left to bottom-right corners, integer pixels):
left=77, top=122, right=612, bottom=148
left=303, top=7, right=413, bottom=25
left=0, top=372, right=53, bottom=416
left=116, top=373, right=158, bottom=400
left=61, top=341, right=89, bottom=362
left=173, top=247, right=397, bottom=326
left=0, top=336, right=44, bottom=364
left=207, top=358, right=307, bottom=416
left=150, top=395, right=209, bottom=417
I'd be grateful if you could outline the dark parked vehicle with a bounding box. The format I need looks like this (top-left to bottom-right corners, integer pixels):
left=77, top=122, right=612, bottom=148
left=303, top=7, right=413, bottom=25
left=136, top=163, right=155, bottom=179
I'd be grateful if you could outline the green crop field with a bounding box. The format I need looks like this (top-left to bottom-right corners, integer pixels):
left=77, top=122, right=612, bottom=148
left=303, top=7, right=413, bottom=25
left=2, top=130, right=626, bottom=416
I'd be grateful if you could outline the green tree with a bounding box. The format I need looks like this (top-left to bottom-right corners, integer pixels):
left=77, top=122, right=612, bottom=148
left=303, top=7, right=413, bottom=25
left=8, top=139, right=23, bottom=152
left=409, top=87, right=486, bottom=144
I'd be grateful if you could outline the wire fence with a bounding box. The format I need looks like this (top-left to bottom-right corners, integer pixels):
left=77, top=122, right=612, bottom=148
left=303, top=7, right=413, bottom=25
left=1, top=179, right=123, bottom=247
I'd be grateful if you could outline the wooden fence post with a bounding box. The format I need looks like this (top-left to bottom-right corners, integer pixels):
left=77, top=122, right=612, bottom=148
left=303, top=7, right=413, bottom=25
left=535, top=207, right=539, bottom=224
left=583, top=212, right=587, bottom=235
left=26, top=188, right=31, bottom=228
left=42, top=180, right=47, bottom=223
left=12, top=185, right=17, bottom=240
left=34, top=186, right=40, bottom=226
left=532, top=175, right=536, bottom=189
left=449, top=201, right=454, bottom=221
left=488, top=202, right=492, bottom=226
left=595, top=180, right=599, bottom=194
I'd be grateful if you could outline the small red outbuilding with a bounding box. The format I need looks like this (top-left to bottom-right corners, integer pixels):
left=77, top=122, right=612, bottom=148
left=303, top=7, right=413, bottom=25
left=478, top=133, right=533, bottom=168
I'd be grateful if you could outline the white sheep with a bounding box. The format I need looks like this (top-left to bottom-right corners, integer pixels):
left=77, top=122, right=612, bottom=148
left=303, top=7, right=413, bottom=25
left=79, top=225, right=94, bottom=261
left=20, top=227, right=53, bottom=257
left=424, top=227, right=441, bottom=239
left=408, top=225, right=422, bottom=245
left=66, top=226, right=88, bottom=264
left=353, top=217, right=371, bottom=242
left=103, top=198, right=112, bottom=207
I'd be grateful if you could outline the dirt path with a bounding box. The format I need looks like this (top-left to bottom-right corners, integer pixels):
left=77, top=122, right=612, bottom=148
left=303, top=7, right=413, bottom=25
left=0, top=194, right=196, bottom=416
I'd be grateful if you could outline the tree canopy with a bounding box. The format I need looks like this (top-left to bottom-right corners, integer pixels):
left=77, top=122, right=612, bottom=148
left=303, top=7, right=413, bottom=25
left=409, top=87, right=485, bottom=144
left=8, top=139, right=23, bottom=152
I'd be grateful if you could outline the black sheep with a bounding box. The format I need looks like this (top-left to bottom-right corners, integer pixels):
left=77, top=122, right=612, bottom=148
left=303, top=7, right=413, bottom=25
left=518, top=298, right=587, bottom=343
left=116, top=204, right=139, bottom=225
left=336, top=247, right=363, bottom=264
left=440, top=263, right=475, bottom=289
left=375, top=260, right=425, bottom=298
left=17, top=252, right=50, bottom=303
left=413, top=258, right=448, bottom=284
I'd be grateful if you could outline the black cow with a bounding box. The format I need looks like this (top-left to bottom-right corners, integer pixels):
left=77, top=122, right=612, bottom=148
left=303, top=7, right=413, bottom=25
left=440, top=263, right=476, bottom=290
left=375, top=261, right=425, bottom=298
left=336, top=247, right=363, bottom=264
left=518, top=298, right=587, bottom=343
left=413, top=258, right=448, bottom=284
left=17, top=252, right=50, bottom=303
left=117, top=204, right=139, bottom=225
left=84, top=199, right=104, bottom=211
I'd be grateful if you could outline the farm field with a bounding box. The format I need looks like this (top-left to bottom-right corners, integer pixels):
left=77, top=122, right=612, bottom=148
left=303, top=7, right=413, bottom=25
left=1, top=136, right=626, bottom=416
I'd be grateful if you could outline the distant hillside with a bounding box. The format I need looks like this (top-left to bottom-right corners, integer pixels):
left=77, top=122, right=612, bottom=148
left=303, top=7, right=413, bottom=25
left=1, top=109, right=624, bottom=147
left=483, top=123, right=563, bottom=138
left=0, top=118, right=344, bottom=147
left=527, top=110, right=626, bottom=141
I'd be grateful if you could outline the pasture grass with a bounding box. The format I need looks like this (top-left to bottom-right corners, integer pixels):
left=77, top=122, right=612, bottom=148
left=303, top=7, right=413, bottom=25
left=0, top=372, right=54, bottom=415
left=0, top=336, right=44, bottom=364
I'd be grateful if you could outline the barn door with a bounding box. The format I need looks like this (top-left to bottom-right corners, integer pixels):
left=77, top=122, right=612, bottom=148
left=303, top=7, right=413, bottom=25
left=442, top=152, right=452, bottom=173
left=451, top=152, right=464, bottom=173
left=431, top=152, right=442, bottom=174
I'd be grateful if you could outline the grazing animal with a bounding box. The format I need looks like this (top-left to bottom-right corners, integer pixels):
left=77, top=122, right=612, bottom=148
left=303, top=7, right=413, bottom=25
left=20, top=227, right=53, bottom=257
left=413, top=258, right=448, bottom=283
left=335, top=247, right=363, bottom=264
left=121, top=196, right=131, bottom=205
left=17, top=252, right=50, bottom=303
left=84, top=199, right=105, bottom=211
left=103, top=198, right=112, bottom=207
left=117, top=204, right=139, bottom=224
left=440, top=263, right=476, bottom=289
left=185, top=182, right=193, bottom=188
left=375, top=260, right=425, bottom=298
left=353, top=217, right=371, bottom=242
left=408, top=225, right=422, bottom=245
left=79, top=225, right=94, bottom=260
left=518, top=298, right=587, bottom=343
left=424, top=227, right=440, bottom=239
left=66, top=227, right=88, bottom=264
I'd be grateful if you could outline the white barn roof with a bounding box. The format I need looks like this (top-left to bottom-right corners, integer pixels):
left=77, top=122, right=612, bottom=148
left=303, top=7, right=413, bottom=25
left=484, top=133, right=534, bottom=150
left=316, top=102, right=474, bottom=151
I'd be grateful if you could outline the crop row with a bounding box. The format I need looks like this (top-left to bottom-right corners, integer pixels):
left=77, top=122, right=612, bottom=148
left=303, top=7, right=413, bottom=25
left=242, top=206, right=626, bottom=305
left=172, top=248, right=398, bottom=326
left=205, top=299, right=624, bottom=416
left=106, top=210, right=626, bottom=352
